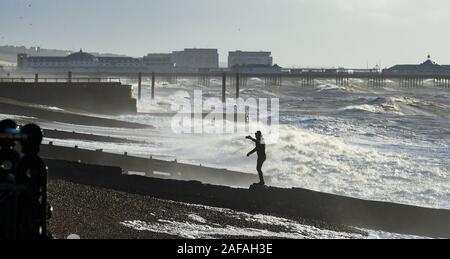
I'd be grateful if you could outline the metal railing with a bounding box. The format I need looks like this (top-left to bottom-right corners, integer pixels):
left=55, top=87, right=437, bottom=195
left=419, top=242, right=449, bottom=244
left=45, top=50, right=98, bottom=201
left=0, top=77, right=122, bottom=83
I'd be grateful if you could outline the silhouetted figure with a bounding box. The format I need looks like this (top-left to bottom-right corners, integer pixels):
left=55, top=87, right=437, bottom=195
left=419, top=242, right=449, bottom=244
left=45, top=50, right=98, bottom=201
left=246, top=131, right=266, bottom=185
left=0, top=119, right=21, bottom=183
left=14, top=124, right=49, bottom=239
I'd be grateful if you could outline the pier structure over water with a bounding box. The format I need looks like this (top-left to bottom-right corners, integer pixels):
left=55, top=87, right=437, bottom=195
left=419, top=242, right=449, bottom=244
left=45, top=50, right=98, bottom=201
left=3, top=69, right=450, bottom=110
left=129, top=69, right=450, bottom=101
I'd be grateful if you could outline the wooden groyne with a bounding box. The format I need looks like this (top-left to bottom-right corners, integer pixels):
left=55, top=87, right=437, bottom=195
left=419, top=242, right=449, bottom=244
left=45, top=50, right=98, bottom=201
left=46, top=159, right=450, bottom=238
left=42, top=129, right=141, bottom=143
left=40, top=144, right=263, bottom=187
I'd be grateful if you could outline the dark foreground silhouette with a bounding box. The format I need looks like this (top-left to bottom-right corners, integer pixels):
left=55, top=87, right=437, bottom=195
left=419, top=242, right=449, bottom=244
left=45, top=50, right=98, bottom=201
left=0, top=119, right=51, bottom=239
left=0, top=119, right=20, bottom=183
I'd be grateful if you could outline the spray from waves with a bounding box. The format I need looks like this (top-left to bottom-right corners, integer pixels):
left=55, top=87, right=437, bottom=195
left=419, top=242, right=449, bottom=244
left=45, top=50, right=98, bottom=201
left=284, top=79, right=350, bottom=92
left=261, top=124, right=450, bottom=208
left=338, top=96, right=446, bottom=116
left=123, top=118, right=449, bottom=208
left=111, top=100, right=450, bottom=209
left=340, top=96, right=402, bottom=114
left=340, top=103, right=401, bottom=114
left=315, top=83, right=347, bottom=92
left=135, top=88, right=191, bottom=114
left=101, top=77, right=450, bottom=208
left=44, top=106, right=450, bottom=210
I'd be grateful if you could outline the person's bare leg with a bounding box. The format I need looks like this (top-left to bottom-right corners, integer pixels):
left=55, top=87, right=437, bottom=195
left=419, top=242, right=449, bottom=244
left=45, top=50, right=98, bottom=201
left=257, top=159, right=265, bottom=185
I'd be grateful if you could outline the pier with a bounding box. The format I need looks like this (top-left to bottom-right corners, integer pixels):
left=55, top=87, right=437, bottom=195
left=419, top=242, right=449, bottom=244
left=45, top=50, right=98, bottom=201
left=132, top=70, right=450, bottom=100
left=133, top=70, right=450, bottom=96
left=2, top=70, right=449, bottom=114
left=7, top=71, right=450, bottom=91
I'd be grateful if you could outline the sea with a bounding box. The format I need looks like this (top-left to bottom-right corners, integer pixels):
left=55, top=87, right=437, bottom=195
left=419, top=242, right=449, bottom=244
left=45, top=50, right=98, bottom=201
left=52, top=77, right=450, bottom=208
left=6, top=77, right=448, bottom=238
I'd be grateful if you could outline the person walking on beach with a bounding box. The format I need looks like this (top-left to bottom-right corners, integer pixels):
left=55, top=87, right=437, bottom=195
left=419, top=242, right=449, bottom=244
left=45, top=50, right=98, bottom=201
left=246, top=131, right=266, bottom=186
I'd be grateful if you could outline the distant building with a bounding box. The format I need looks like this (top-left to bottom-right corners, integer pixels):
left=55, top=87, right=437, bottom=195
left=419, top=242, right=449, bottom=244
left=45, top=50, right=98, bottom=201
left=228, top=51, right=273, bottom=68
left=384, top=56, right=450, bottom=75
left=143, top=53, right=173, bottom=65
left=231, top=64, right=282, bottom=74
left=143, top=53, right=175, bottom=72
left=172, top=48, right=219, bottom=71
left=17, top=53, right=28, bottom=70
left=17, top=49, right=174, bottom=73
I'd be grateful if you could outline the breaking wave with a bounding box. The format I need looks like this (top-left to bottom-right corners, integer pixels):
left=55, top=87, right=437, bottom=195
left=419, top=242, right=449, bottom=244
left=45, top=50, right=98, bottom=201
left=8, top=77, right=446, bottom=209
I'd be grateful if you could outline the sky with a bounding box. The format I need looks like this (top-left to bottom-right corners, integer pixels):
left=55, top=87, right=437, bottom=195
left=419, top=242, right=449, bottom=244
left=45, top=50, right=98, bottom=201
left=1, top=0, right=449, bottom=68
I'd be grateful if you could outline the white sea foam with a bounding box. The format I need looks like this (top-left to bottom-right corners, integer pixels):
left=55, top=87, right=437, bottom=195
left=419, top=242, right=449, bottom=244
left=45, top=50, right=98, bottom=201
left=125, top=80, right=449, bottom=209
left=121, top=219, right=362, bottom=239
left=121, top=204, right=365, bottom=239
left=120, top=202, right=428, bottom=239
left=315, top=83, right=347, bottom=92
left=341, top=104, right=396, bottom=114
left=7, top=78, right=448, bottom=210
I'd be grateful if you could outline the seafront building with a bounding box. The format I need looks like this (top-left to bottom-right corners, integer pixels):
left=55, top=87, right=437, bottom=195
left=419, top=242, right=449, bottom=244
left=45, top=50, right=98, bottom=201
left=14, top=49, right=450, bottom=76
left=142, top=53, right=175, bottom=71
left=171, top=48, right=219, bottom=71
left=17, top=49, right=176, bottom=74
left=384, top=56, right=450, bottom=75
left=228, top=51, right=273, bottom=68
left=17, top=48, right=222, bottom=73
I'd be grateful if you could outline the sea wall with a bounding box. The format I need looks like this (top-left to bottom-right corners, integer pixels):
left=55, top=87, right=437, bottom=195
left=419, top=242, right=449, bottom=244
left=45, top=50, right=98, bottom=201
left=0, top=82, right=136, bottom=114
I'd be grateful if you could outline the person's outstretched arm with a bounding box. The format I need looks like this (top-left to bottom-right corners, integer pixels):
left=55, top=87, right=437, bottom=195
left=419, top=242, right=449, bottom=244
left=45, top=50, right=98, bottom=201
left=246, top=135, right=257, bottom=143
left=247, top=148, right=257, bottom=157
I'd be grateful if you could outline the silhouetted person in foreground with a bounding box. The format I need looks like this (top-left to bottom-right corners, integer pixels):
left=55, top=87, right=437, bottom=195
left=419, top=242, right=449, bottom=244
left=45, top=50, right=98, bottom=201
left=246, top=131, right=266, bottom=186
left=14, top=124, right=49, bottom=239
left=0, top=119, right=21, bottom=183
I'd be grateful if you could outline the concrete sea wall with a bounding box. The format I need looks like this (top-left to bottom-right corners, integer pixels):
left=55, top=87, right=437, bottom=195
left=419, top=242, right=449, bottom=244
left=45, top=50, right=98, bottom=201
left=0, top=82, right=136, bottom=114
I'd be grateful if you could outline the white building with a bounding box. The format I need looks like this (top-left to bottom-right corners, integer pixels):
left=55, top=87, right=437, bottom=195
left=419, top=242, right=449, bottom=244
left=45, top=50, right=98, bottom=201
left=143, top=53, right=175, bottom=72
left=17, top=49, right=174, bottom=73
left=172, top=48, right=219, bottom=71
left=228, top=51, right=273, bottom=68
